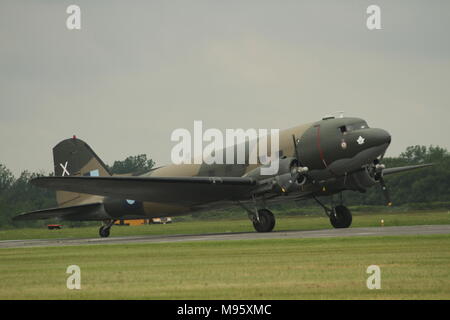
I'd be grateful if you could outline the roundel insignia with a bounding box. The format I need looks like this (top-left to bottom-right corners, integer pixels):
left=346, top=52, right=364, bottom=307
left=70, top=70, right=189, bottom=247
left=341, top=140, right=347, bottom=149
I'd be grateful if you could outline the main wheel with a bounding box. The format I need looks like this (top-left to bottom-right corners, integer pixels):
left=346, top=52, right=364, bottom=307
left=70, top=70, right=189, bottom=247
left=329, top=205, right=352, bottom=228
left=252, top=209, right=275, bottom=232
left=99, top=226, right=110, bottom=238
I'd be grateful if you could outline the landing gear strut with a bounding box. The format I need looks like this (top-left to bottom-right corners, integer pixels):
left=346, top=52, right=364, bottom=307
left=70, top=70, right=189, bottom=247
left=99, top=220, right=116, bottom=238
left=313, top=195, right=352, bottom=229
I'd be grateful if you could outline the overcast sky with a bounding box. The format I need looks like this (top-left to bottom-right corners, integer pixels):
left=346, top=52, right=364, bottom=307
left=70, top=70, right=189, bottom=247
left=1, top=0, right=449, bottom=176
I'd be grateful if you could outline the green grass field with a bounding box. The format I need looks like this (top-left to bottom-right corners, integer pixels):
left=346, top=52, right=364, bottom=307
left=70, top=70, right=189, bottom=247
left=1, top=210, right=449, bottom=240
left=1, top=210, right=449, bottom=299
left=0, top=235, right=449, bottom=299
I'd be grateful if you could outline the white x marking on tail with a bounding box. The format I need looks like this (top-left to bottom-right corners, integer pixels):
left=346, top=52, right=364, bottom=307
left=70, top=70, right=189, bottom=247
left=60, top=161, right=70, bottom=176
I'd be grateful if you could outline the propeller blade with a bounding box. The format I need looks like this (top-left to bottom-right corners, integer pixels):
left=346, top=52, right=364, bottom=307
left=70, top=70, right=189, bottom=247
left=292, top=134, right=301, bottom=160
left=378, top=176, right=392, bottom=206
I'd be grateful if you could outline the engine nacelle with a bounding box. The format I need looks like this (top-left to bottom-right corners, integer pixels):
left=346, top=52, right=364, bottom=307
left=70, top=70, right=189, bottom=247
left=248, top=157, right=308, bottom=194
left=246, top=157, right=302, bottom=178
left=103, top=197, right=146, bottom=218
left=273, top=173, right=300, bottom=193
left=345, top=167, right=378, bottom=192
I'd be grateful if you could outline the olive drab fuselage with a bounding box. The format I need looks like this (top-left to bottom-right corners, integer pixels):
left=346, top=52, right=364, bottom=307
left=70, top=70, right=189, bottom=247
left=132, top=116, right=391, bottom=217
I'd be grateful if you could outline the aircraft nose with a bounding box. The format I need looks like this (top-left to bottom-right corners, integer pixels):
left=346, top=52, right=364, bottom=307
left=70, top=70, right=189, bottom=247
left=369, top=128, right=391, bottom=146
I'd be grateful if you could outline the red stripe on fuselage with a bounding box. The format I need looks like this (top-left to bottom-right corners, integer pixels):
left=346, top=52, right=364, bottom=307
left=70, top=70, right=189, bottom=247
left=316, top=125, right=327, bottom=168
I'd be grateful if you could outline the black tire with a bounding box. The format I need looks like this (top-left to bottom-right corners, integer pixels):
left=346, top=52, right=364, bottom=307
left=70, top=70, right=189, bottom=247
left=330, top=205, right=352, bottom=228
left=99, top=226, right=110, bottom=238
left=253, top=209, right=276, bottom=232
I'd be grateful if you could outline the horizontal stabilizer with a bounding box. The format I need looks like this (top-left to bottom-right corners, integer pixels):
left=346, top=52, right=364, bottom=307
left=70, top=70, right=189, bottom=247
left=383, top=163, right=433, bottom=176
left=13, top=202, right=103, bottom=221
left=31, top=176, right=257, bottom=205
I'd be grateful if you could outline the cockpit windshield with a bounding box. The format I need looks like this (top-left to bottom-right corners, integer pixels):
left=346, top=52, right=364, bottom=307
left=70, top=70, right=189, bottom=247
left=339, top=121, right=369, bottom=133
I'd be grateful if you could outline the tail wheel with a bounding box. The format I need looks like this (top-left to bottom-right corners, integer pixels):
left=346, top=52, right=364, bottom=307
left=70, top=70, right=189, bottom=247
left=99, top=226, right=110, bottom=238
left=330, top=205, right=352, bottom=228
left=253, top=209, right=276, bottom=232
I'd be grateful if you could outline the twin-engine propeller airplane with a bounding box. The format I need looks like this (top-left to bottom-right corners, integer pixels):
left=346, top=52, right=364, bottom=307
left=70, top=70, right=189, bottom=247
left=14, top=116, right=431, bottom=237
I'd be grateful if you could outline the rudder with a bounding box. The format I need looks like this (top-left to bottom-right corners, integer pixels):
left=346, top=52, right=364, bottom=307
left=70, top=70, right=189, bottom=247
left=53, top=136, right=111, bottom=207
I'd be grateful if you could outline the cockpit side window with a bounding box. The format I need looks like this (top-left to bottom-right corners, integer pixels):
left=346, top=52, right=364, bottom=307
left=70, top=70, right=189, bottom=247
left=339, top=121, right=369, bottom=134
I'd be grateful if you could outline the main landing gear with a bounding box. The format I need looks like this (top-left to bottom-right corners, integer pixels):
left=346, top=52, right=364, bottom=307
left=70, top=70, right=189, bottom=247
left=313, top=195, right=352, bottom=229
left=99, top=220, right=116, bottom=238
left=239, top=197, right=276, bottom=233
left=252, top=209, right=276, bottom=232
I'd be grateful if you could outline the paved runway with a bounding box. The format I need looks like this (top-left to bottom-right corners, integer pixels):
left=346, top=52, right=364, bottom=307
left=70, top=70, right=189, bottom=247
left=1, top=225, right=449, bottom=249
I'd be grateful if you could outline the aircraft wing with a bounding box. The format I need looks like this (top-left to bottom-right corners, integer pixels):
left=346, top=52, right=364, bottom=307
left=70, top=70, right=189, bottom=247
left=383, top=163, right=433, bottom=176
left=13, top=202, right=103, bottom=221
left=31, top=176, right=258, bottom=205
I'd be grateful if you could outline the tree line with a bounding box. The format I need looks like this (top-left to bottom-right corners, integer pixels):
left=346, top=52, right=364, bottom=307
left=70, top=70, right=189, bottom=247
left=1, top=146, right=449, bottom=229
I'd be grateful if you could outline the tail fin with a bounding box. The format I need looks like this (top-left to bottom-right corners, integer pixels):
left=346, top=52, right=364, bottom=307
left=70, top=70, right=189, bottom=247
left=53, top=136, right=111, bottom=207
